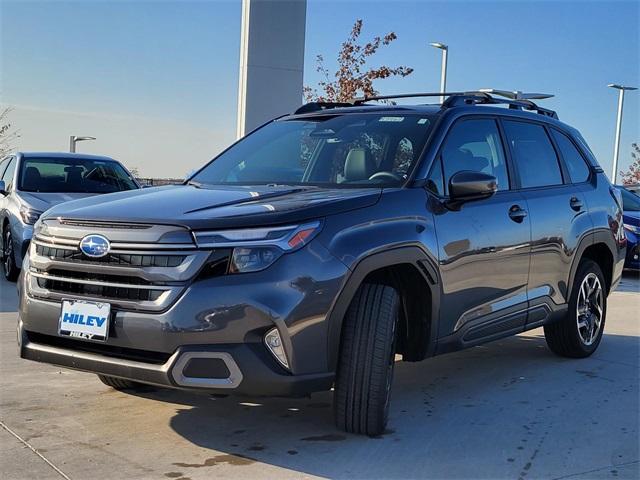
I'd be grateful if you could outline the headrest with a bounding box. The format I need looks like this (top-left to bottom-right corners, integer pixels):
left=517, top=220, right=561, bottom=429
left=344, top=148, right=375, bottom=181
left=23, top=167, right=42, bottom=188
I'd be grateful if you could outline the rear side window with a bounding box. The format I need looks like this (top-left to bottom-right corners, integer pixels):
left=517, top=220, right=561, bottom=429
left=551, top=129, right=591, bottom=183
left=503, top=120, right=563, bottom=188
left=440, top=118, right=510, bottom=193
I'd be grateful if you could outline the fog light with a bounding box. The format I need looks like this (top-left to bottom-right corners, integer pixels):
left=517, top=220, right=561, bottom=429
left=264, top=327, right=289, bottom=370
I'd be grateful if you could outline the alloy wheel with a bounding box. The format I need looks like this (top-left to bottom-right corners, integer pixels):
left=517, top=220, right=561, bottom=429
left=576, top=272, right=604, bottom=346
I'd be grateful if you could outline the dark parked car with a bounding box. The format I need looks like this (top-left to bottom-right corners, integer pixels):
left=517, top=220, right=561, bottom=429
left=0, top=152, right=139, bottom=281
left=17, top=91, right=625, bottom=435
left=618, top=186, right=640, bottom=270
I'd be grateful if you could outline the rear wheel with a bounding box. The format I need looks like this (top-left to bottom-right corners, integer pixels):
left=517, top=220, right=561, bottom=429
left=334, top=283, right=400, bottom=436
left=97, top=374, right=145, bottom=391
left=2, top=227, right=19, bottom=282
left=544, top=259, right=606, bottom=358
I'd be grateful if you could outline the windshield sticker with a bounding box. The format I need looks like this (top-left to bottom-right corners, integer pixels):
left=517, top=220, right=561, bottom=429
left=378, top=116, right=405, bottom=122
left=418, top=118, right=430, bottom=125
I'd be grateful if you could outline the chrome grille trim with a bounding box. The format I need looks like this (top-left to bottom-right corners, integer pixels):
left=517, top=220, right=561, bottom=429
left=27, top=223, right=211, bottom=312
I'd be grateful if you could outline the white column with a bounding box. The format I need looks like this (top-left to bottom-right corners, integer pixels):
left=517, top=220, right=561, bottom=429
left=236, top=0, right=307, bottom=139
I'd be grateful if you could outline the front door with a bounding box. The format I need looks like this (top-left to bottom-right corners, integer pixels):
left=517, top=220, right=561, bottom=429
left=427, top=117, right=531, bottom=341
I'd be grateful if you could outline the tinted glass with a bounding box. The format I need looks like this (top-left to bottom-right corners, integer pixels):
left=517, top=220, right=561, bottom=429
left=441, top=119, right=509, bottom=193
left=1, top=158, right=16, bottom=188
left=621, top=188, right=640, bottom=212
left=426, top=157, right=444, bottom=196
left=192, top=114, right=435, bottom=187
left=18, top=157, right=137, bottom=193
left=503, top=121, right=563, bottom=188
left=551, top=129, right=590, bottom=183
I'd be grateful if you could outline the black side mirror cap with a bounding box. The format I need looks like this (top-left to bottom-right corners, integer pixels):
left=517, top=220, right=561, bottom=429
left=448, top=170, right=497, bottom=202
left=0, top=180, right=6, bottom=195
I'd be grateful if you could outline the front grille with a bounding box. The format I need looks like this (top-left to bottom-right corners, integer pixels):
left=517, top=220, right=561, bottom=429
left=35, top=244, right=186, bottom=267
left=25, top=330, right=172, bottom=365
left=36, top=277, right=165, bottom=301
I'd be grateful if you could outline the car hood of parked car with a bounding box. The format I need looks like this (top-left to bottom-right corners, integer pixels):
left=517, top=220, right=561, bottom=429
left=18, top=192, right=99, bottom=214
left=41, top=183, right=383, bottom=230
left=623, top=211, right=640, bottom=226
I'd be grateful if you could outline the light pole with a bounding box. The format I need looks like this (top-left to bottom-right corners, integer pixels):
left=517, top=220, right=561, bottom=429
left=608, top=84, right=637, bottom=184
left=430, top=42, right=448, bottom=104
left=69, top=136, right=96, bottom=153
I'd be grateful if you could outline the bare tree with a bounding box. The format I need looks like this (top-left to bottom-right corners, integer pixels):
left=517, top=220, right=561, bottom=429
left=620, top=143, right=640, bottom=185
left=304, top=19, right=413, bottom=102
left=0, top=107, right=19, bottom=157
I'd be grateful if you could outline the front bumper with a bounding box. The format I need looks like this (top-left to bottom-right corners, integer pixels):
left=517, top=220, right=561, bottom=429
left=623, top=233, right=639, bottom=270
left=18, top=240, right=347, bottom=395
left=18, top=319, right=334, bottom=396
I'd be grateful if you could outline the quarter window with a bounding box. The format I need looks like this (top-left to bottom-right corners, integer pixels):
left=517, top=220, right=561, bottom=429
left=551, top=129, right=591, bottom=183
left=440, top=119, right=509, bottom=194
left=503, top=121, right=563, bottom=188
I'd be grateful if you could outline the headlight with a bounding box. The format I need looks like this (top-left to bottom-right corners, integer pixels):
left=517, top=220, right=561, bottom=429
left=624, top=223, right=640, bottom=235
left=194, top=221, right=322, bottom=274
left=19, top=207, right=43, bottom=225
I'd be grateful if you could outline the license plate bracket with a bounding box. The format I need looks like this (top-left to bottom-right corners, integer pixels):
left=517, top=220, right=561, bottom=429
left=59, top=299, right=111, bottom=342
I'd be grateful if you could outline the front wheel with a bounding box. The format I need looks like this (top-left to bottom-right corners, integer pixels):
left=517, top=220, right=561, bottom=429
left=334, top=283, right=400, bottom=436
left=544, top=259, right=607, bottom=358
left=97, top=375, right=145, bottom=391
left=2, top=227, right=19, bottom=282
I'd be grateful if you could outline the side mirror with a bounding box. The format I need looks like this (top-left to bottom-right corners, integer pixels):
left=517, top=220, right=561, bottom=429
left=449, top=170, right=497, bottom=202
left=0, top=180, right=6, bottom=196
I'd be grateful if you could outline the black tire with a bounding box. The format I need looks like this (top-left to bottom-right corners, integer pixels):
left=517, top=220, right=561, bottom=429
left=97, top=374, right=144, bottom=391
left=2, top=226, right=19, bottom=282
left=334, top=283, right=400, bottom=436
left=544, top=259, right=607, bottom=358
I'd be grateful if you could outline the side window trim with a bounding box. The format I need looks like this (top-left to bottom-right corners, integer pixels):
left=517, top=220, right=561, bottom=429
left=548, top=127, right=593, bottom=185
left=425, top=114, right=513, bottom=198
left=542, top=124, right=570, bottom=185
left=498, top=116, right=568, bottom=191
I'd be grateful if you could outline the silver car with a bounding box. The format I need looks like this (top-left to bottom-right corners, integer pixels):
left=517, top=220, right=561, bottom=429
left=0, top=152, right=139, bottom=281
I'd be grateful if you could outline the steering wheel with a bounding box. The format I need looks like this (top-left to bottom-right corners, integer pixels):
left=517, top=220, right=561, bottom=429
left=368, top=171, right=403, bottom=183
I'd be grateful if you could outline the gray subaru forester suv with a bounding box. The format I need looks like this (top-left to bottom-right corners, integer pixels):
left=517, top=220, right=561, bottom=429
left=17, top=91, right=626, bottom=436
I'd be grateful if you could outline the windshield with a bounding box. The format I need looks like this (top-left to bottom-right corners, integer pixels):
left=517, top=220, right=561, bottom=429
left=621, top=188, right=640, bottom=212
left=192, top=113, right=436, bottom=187
left=18, top=157, right=138, bottom=193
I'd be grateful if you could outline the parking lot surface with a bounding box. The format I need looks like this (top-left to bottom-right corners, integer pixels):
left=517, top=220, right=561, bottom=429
left=1, top=274, right=638, bottom=479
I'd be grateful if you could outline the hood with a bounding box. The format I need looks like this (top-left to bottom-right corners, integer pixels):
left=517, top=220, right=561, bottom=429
left=623, top=211, right=640, bottom=226
left=42, top=184, right=382, bottom=230
left=17, top=192, right=98, bottom=213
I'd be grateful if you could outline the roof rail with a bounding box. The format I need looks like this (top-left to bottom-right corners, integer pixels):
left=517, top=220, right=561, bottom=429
left=293, top=90, right=557, bottom=119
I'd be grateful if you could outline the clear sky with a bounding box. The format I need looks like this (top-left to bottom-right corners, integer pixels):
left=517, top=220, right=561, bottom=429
left=1, top=0, right=638, bottom=180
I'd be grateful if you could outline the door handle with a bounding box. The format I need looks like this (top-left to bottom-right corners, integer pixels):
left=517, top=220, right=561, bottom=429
left=570, top=197, right=583, bottom=211
left=509, top=205, right=527, bottom=223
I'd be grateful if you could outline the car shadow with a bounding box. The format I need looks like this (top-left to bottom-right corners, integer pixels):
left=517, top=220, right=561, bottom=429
left=120, top=331, right=639, bottom=479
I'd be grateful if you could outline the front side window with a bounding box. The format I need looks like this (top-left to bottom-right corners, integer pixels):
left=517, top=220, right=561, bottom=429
left=440, top=118, right=509, bottom=194
left=1, top=158, right=16, bottom=189
left=503, top=120, right=563, bottom=188
left=18, top=158, right=137, bottom=193
left=191, top=113, right=435, bottom=187
left=551, top=129, right=591, bottom=183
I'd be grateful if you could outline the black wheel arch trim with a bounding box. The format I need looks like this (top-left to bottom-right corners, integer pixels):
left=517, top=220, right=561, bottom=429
left=325, top=244, right=440, bottom=371
left=567, top=228, right=619, bottom=299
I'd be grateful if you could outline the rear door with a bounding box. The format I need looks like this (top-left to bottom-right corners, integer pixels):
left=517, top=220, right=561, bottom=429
left=501, top=119, right=591, bottom=326
left=427, top=117, right=531, bottom=342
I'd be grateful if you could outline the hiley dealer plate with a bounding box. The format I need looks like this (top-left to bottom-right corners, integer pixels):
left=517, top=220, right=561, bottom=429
left=59, top=299, right=110, bottom=342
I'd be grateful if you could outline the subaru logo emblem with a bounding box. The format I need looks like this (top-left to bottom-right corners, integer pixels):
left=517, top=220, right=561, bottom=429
left=79, top=234, right=110, bottom=258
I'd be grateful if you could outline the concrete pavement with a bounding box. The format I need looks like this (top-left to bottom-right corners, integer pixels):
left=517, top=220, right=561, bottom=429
left=1, top=274, right=638, bottom=479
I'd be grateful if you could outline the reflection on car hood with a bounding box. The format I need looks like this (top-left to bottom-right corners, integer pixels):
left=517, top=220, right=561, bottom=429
left=42, top=184, right=383, bottom=230
left=18, top=192, right=98, bottom=213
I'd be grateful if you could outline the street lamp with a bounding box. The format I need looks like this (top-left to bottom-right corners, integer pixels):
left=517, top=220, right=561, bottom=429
left=608, top=84, right=637, bottom=184
left=69, top=136, right=96, bottom=153
left=429, top=42, right=448, bottom=104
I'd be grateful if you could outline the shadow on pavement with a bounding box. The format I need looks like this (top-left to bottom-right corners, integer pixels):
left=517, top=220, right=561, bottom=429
left=120, top=332, right=639, bottom=479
